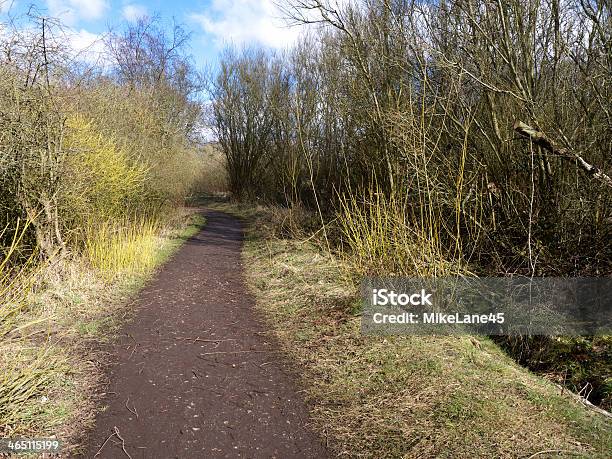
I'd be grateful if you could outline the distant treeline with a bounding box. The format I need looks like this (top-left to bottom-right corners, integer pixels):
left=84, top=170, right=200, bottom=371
left=211, top=0, right=611, bottom=276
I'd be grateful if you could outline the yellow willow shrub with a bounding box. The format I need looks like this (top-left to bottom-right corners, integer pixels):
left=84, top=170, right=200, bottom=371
left=61, top=115, right=149, bottom=232
left=71, top=86, right=203, bottom=206
left=83, top=218, right=160, bottom=279
left=338, top=187, right=465, bottom=278
left=0, top=219, right=37, bottom=339
left=70, top=84, right=160, bottom=162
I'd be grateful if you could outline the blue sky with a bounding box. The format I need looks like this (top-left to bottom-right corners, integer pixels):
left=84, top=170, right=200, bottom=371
left=0, top=0, right=308, bottom=69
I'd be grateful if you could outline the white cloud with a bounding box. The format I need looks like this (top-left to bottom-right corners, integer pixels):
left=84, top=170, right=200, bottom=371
left=190, top=0, right=303, bottom=50
left=122, top=3, right=148, bottom=23
left=65, top=28, right=107, bottom=65
left=46, top=0, right=109, bottom=25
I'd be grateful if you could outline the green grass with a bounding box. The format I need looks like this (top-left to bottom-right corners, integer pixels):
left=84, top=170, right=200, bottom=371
left=218, top=202, right=612, bottom=458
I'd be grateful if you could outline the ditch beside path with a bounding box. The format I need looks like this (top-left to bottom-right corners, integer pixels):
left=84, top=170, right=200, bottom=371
left=82, top=210, right=328, bottom=458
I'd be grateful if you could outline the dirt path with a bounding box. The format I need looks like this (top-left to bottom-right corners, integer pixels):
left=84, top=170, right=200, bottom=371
left=82, top=210, right=328, bottom=459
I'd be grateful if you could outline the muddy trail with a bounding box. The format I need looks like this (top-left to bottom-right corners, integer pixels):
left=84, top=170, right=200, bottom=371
left=81, top=210, right=328, bottom=458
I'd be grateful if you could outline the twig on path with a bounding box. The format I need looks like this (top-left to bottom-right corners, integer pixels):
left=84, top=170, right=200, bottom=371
left=175, top=337, right=237, bottom=343
left=113, top=427, right=133, bottom=459
left=93, top=426, right=133, bottom=459
left=93, top=432, right=115, bottom=458
left=128, top=343, right=139, bottom=360
left=197, top=350, right=279, bottom=357
left=125, top=396, right=139, bottom=419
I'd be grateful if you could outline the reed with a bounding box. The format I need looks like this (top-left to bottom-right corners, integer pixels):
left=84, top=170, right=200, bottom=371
left=83, top=217, right=161, bottom=279
left=0, top=219, right=38, bottom=339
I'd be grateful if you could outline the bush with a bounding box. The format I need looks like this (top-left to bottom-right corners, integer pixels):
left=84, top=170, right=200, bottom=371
left=60, top=115, right=149, bottom=238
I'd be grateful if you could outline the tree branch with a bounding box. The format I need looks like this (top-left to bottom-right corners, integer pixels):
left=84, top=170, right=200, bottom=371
left=514, top=121, right=612, bottom=189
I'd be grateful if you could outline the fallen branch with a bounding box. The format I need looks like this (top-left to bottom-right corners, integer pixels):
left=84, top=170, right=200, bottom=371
left=514, top=121, right=612, bottom=189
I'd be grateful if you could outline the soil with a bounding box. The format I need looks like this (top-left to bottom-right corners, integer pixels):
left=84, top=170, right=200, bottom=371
left=80, top=210, right=328, bottom=458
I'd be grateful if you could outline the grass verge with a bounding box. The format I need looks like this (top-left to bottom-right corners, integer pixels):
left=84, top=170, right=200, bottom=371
left=209, top=200, right=611, bottom=458
left=0, top=209, right=205, bottom=454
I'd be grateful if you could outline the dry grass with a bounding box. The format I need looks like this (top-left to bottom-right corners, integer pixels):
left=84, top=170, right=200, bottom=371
left=213, top=202, right=612, bottom=458
left=0, top=344, right=71, bottom=437
left=0, top=220, right=39, bottom=340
